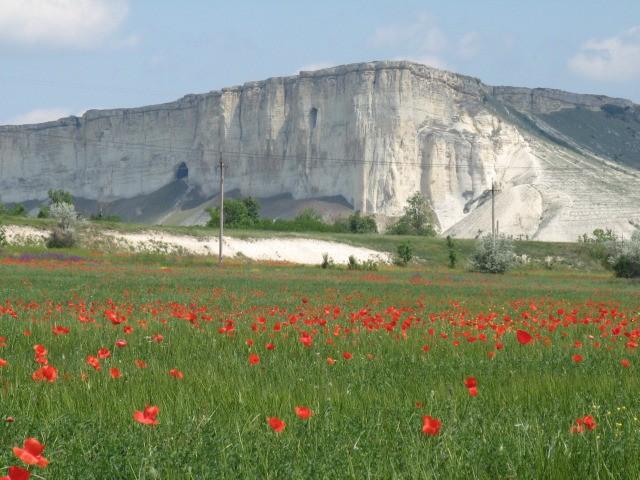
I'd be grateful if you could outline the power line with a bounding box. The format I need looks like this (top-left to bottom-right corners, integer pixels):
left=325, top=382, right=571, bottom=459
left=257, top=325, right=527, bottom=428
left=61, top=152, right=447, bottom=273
left=0, top=129, right=631, bottom=175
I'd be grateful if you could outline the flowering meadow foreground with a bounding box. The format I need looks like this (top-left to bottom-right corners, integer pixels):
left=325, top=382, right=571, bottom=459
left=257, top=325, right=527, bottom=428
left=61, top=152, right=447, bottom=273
left=0, top=252, right=639, bottom=479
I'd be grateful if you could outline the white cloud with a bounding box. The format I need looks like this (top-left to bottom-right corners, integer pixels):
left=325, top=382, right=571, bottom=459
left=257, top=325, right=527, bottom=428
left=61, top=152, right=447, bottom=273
left=369, top=13, right=446, bottom=53
left=5, top=108, right=76, bottom=125
left=568, top=26, right=640, bottom=82
left=297, top=62, right=336, bottom=73
left=0, top=0, right=129, bottom=49
left=457, top=32, right=479, bottom=60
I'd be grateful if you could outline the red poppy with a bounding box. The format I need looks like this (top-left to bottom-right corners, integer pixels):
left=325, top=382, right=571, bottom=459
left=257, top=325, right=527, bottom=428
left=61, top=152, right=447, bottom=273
left=52, top=325, right=70, bottom=336
left=621, top=359, right=631, bottom=368
left=152, top=334, right=164, bottom=343
left=571, top=354, right=583, bottom=363
left=12, top=438, right=48, bottom=468
left=571, top=415, right=597, bottom=433
left=245, top=339, right=254, bottom=347
left=516, top=330, right=532, bottom=345
left=86, top=355, right=101, bottom=371
left=0, top=466, right=30, bottom=480
left=97, top=348, right=111, bottom=359
left=31, top=365, right=57, bottom=383
left=342, top=352, right=353, bottom=360
left=109, top=368, right=122, bottom=379
left=267, top=417, right=286, bottom=433
left=0, top=358, right=8, bottom=367
left=123, top=326, right=134, bottom=334
left=464, top=377, right=477, bottom=389
left=169, top=368, right=184, bottom=379
left=248, top=354, right=260, bottom=366
left=33, top=344, right=47, bottom=358
left=299, top=334, right=313, bottom=347
left=115, top=339, right=128, bottom=348
left=327, top=357, right=336, bottom=365
left=133, top=405, right=159, bottom=425
left=294, top=406, right=313, bottom=420
left=134, top=359, right=147, bottom=369
left=421, top=415, right=442, bottom=436
left=265, top=343, right=275, bottom=350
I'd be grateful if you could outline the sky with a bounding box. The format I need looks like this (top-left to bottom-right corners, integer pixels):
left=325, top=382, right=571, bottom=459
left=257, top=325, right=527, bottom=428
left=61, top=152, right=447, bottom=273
left=2, top=0, right=640, bottom=125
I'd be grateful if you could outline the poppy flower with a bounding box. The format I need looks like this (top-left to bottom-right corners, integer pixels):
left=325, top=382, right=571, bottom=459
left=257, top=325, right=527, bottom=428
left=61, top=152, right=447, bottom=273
left=109, top=368, right=122, bottom=379
left=52, top=325, right=70, bottom=336
left=299, top=334, right=313, bottom=347
left=516, top=330, right=532, bottom=345
left=86, top=356, right=101, bottom=371
left=571, top=354, right=583, bottom=363
left=152, top=334, right=164, bottom=343
left=133, top=405, right=159, bottom=425
left=97, top=348, right=111, bottom=359
left=169, top=368, right=184, bottom=379
left=571, top=415, right=597, bottom=433
left=267, top=417, right=286, bottom=433
left=12, top=437, right=48, bottom=468
left=248, top=354, right=260, bottom=365
left=134, top=359, right=147, bottom=369
left=342, top=352, right=353, bottom=360
left=421, top=415, right=442, bottom=436
left=0, top=466, right=30, bottom=480
left=33, top=344, right=47, bottom=358
left=115, top=339, right=127, bottom=348
left=265, top=343, right=275, bottom=350
left=326, top=357, right=336, bottom=365
left=620, top=359, right=631, bottom=368
left=31, top=365, right=57, bottom=383
left=294, top=406, right=313, bottom=420
left=0, top=358, right=8, bottom=367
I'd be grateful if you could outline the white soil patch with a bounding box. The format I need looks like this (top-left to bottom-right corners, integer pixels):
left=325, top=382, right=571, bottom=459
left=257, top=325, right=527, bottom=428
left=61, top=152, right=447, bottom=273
left=102, top=230, right=389, bottom=265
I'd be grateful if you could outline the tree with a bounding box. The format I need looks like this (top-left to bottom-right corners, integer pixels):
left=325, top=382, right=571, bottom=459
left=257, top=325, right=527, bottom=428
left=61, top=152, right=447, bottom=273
left=206, top=197, right=259, bottom=228
left=395, top=241, right=413, bottom=266
left=48, top=189, right=73, bottom=206
left=389, top=192, right=436, bottom=236
left=242, top=197, right=260, bottom=224
left=446, top=235, right=457, bottom=268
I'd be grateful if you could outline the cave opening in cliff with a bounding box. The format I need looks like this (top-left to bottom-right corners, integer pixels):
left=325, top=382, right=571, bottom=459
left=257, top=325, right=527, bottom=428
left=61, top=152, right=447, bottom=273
left=310, top=107, right=318, bottom=128
left=176, top=162, right=188, bottom=180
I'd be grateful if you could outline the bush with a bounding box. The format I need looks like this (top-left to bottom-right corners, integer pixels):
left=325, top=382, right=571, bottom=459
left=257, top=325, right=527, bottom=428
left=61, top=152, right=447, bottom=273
left=446, top=235, right=457, bottom=268
left=47, top=202, right=79, bottom=249
left=207, top=197, right=261, bottom=228
left=395, top=242, right=413, bottom=266
left=8, top=204, right=26, bottom=217
left=347, top=211, right=377, bottom=233
left=609, top=230, right=640, bottom=278
left=321, top=253, right=334, bottom=269
left=38, top=206, right=50, bottom=218
left=469, top=234, right=514, bottom=273
left=347, top=255, right=378, bottom=271
left=389, top=192, right=437, bottom=236
left=47, top=227, right=76, bottom=248
left=0, top=223, right=7, bottom=247
left=48, top=189, right=73, bottom=205
left=578, top=228, right=620, bottom=266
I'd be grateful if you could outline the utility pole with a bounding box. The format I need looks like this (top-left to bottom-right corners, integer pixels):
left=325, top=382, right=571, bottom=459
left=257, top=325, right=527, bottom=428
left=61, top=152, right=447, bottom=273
left=490, top=179, right=500, bottom=247
left=218, top=153, right=224, bottom=265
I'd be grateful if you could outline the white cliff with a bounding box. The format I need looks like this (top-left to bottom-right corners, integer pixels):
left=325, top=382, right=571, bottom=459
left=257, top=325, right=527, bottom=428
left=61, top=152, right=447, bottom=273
left=1, top=61, right=639, bottom=241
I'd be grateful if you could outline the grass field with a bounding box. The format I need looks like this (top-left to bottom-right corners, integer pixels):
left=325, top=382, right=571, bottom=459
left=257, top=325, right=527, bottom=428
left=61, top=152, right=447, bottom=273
left=0, top=248, right=638, bottom=479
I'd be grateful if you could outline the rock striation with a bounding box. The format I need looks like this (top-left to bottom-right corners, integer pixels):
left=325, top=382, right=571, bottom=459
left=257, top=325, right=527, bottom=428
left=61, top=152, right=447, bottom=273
left=1, top=61, right=639, bottom=241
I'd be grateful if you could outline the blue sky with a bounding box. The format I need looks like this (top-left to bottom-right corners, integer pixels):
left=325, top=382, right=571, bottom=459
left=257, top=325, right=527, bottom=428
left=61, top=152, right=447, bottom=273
left=2, top=0, right=640, bottom=124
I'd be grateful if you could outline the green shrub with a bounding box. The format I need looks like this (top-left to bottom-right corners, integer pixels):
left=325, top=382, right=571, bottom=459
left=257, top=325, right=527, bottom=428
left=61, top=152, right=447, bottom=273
left=347, top=211, right=377, bottom=233
left=347, top=255, right=378, bottom=271
left=8, top=204, right=26, bottom=217
left=609, top=230, right=640, bottom=278
left=395, top=242, right=413, bottom=266
left=48, top=189, right=73, bottom=205
left=47, top=227, right=76, bottom=248
left=321, top=253, right=334, bottom=269
left=38, top=206, right=50, bottom=218
left=388, top=192, right=437, bottom=236
left=470, top=234, right=514, bottom=274
left=446, top=235, right=457, bottom=268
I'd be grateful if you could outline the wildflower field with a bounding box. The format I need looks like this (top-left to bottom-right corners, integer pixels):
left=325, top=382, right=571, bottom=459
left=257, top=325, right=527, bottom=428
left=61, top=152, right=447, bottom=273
left=0, top=251, right=639, bottom=479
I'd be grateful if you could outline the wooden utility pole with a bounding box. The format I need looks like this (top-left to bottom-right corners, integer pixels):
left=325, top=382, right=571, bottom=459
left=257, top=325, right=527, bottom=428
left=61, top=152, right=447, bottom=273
left=490, top=180, right=500, bottom=247
left=218, top=153, right=224, bottom=264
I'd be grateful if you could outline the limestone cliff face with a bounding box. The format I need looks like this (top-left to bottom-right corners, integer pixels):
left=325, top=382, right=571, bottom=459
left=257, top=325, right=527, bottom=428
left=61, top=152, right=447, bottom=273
left=1, top=61, right=639, bottom=241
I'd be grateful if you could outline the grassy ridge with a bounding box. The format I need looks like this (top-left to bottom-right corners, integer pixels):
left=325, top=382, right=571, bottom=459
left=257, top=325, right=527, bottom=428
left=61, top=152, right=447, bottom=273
left=0, top=251, right=638, bottom=478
